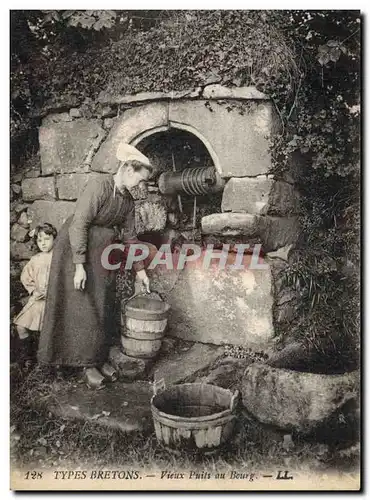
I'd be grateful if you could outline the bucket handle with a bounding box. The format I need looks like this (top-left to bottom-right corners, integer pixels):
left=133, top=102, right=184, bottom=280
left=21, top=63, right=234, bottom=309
left=230, top=390, right=239, bottom=412
left=122, top=289, right=166, bottom=305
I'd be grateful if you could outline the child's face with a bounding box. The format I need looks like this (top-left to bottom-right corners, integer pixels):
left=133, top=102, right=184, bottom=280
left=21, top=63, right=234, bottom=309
left=37, top=231, right=54, bottom=253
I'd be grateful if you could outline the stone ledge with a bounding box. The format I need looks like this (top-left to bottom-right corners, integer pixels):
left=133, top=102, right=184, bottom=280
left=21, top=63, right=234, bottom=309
left=201, top=213, right=300, bottom=252
left=202, top=84, right=267, bottom=100
left=98, top=85, right=267, bottom=106
left=202, top=213, right=257, bottom=237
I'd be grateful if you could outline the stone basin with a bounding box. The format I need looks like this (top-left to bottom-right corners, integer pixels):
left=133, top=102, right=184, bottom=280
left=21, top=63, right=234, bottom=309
left=241, top=363, right=360, bottom=434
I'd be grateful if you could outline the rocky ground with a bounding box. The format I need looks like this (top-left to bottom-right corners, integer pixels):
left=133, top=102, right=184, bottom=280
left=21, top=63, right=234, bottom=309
left=10, top=337, right=360, bottom=477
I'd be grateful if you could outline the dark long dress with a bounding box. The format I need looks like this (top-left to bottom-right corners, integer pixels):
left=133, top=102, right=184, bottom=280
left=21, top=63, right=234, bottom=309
left=38, top=175, right=144, bottom=367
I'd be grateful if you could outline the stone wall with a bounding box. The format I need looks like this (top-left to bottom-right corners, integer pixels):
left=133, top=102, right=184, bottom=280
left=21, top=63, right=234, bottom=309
left=10, top=85, right=301, bottom=349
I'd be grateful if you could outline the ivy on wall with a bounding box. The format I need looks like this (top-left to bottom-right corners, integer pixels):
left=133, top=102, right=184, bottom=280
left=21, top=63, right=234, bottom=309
left=10, top=10, right=361, bottom=364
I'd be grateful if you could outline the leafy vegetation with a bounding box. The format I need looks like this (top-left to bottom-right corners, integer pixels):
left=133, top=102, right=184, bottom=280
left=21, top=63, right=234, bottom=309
left=10, top=10, right=360, bottom=364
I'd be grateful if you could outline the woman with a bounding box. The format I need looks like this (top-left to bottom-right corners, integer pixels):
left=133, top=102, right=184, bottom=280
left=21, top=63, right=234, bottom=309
left=38, top=143, right=152, bottom=387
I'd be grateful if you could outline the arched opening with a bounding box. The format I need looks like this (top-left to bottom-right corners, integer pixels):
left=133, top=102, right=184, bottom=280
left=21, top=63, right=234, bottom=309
left=134, top=128, right=222, bottom=247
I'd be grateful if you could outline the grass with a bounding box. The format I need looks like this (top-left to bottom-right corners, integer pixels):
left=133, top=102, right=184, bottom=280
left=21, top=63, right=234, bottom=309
left=10, top=364, right=360, bottom=476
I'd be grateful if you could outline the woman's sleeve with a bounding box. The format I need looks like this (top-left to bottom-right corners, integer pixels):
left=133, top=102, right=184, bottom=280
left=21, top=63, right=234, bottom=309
left=121, top=198, right=137, bottom=242
left=121, top=197, right=145, bottom=273
left=69, top=177, right=106, bottom=264
left=20, top=259, right=36, bottom=295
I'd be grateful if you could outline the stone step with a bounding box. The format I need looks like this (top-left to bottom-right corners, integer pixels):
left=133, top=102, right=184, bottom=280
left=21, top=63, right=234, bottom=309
left=46, top=380, right=154, bottom=434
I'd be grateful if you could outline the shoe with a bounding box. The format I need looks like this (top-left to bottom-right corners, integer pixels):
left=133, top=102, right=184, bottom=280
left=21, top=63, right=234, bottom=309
left=83, top=367, right=106, bottom=390
left=100, top=362, right=118, bottom=382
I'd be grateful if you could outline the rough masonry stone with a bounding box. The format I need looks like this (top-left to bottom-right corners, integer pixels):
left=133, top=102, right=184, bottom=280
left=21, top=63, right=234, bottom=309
left=56, top=172, right=108, bottom=200
left=18, top=212, right=30, bottom=229
left=222, top=177, right=300, bottom=216
left=91, top=102, right=168, bottom=174
left=11, top=224, right=29, bottom=243
left=10, top=241, right=34, bottom=261
left=259, top=216, right=300, bottom=252
left=22, top=177, right=56, bottom=202
left=169, top=100, right=276, bottom=178
left=39, top=119, right=104, bottom=175
left=28, top=200, right=76, bottom=231
left=241, top=363, right=360, bottom=433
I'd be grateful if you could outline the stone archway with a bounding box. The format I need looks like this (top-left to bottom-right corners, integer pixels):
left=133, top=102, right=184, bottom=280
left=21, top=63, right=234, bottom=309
left=130, top=123, right=222, bottom=176
left=91, top=98, right=275, bottom=178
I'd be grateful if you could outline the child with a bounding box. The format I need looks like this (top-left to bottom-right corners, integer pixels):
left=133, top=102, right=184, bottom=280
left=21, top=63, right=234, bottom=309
left=14, top=223, right=57, bottom=365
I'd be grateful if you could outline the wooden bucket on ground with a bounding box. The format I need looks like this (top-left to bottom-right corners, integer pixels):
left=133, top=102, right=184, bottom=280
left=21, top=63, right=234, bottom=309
left=121, top=292, right=170, bottom=359
left=151, top=382, right=239, bottom=451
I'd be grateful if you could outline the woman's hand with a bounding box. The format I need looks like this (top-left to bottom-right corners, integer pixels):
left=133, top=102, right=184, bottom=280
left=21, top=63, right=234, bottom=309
left=74, top=264, right=87, bottom=291
left=136, top=269, right=150, bottom=293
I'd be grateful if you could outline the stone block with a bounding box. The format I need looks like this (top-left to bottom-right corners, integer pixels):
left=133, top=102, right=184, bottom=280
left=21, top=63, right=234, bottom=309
left=222, top=177, right=300, bottom=215
left=201, top=213, right=300, bottom=252
left=195, top=357, right=251, bottom=390
left=108, top=346, right=147, bottom=380
left=39, top=119, right=104, bottom=175
left=149, top=261, right=274, bottom=347
left=28, top=200, right=76, bottom=231
left=46, top=380, right=153, bottom=434
left=11, top=184, right=22, bottom=195
left=69, top=108, right=82, bottom=118
left=135, top=200, right=167, bottom=234
left=13, top=203, right=29, bottom=214
left=241, top=363, right=359, bottom=433
left=153, top=343, right=224, bottom=386
left=11, top=224, right=29, bottom=242
left=259, top=216, right=300, bottom=252
left=266, top=244, right=292, bottom=262
left=10, top=241, right=35, bottom=261
left=10, top=211, right=18, bottom=225
left=91, top=102, right=168, bottom=174
left=56, top=172, right=108, bottom=200
left=201, top=213, right=258, bottom=236
left=169, top=100, right=275, bottom=178
left=22, top=177, right=56, bottom=202
left=18, top=212, right=30, bottom=229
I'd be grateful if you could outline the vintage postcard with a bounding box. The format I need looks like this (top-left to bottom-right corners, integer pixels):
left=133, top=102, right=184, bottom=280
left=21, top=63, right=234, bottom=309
left=10, top=9, right=360, bottom=491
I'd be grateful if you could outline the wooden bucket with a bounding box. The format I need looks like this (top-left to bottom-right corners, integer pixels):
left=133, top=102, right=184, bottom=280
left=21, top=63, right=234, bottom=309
left=121, top=335, right=162, bottom=359
left=121, top=292, right=170, bottom=358
left=151, top=382, right=239, bottom=451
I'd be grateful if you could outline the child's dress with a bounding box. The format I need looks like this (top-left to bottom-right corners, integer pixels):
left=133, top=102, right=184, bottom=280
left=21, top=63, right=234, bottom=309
left=14, top=252, right=53, bottom=332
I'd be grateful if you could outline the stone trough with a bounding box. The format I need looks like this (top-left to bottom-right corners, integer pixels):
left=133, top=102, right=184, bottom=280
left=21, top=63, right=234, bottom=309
left=241, top=363, right=360, bottom=434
